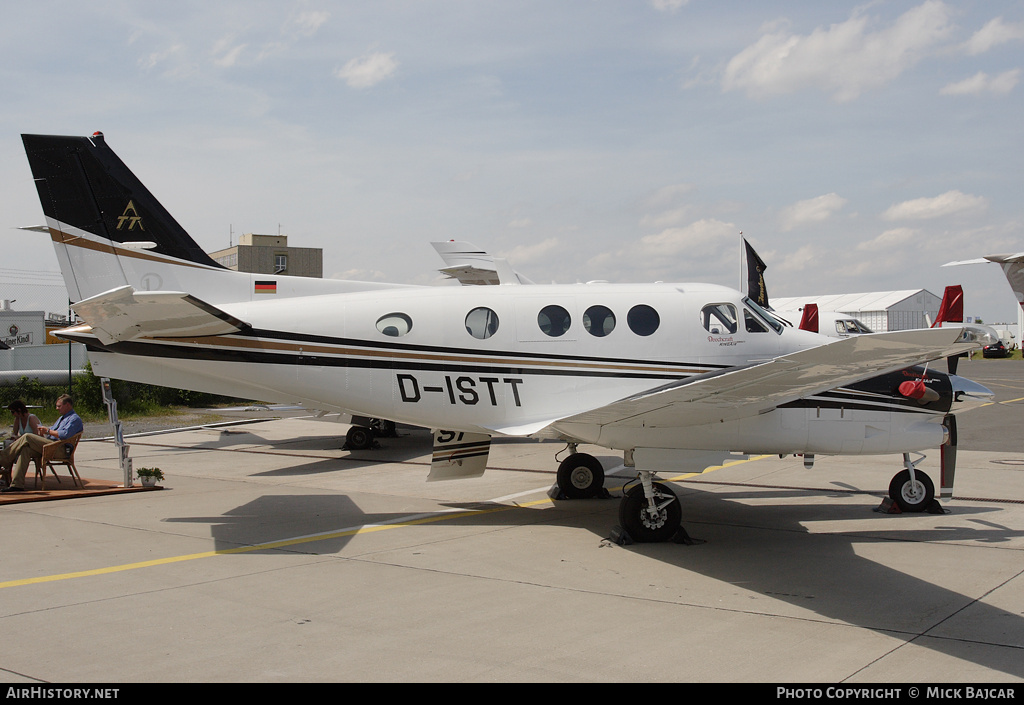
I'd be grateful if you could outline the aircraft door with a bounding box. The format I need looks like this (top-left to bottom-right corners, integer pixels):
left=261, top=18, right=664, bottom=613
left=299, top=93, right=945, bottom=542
left=698, top=301, right=782, bottom=363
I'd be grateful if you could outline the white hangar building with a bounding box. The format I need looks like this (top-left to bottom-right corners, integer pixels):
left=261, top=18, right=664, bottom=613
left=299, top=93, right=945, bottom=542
left=770, top=289, right=942, bottom=333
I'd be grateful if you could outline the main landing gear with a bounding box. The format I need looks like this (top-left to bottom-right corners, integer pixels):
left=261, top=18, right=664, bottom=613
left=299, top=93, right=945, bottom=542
left=344, top=417, right=398, bottom=451
left=556, top=444, right=605, bottom=499
left=554, top=445, right=682, bottom=543
left=618, top=473, right=682, bottom=543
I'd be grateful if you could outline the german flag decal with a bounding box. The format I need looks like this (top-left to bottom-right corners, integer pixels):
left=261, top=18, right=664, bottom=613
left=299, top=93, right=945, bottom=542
left=254, top=280, right=277, bottom=294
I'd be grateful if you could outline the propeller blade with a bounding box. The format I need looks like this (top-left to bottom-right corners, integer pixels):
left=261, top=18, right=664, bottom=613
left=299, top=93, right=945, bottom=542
left=947, top=353, right=961, bottom=375
left=940, top=414, right=958, bottom=498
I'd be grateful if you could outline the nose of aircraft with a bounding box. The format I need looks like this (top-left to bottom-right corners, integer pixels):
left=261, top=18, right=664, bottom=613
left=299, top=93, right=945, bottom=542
left=949, top=374, right=995, bottom=411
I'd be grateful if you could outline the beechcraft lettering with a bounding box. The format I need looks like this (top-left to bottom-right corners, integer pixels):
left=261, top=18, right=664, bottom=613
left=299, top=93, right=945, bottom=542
left=397, top=374, right=524, bottom=406
left=21, top=131, right=997, bottom=542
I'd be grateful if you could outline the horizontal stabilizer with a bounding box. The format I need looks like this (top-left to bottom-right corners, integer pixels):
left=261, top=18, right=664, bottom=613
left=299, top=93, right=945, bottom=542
left=69, top=285, right=249, bottom=345
left=431, top=240, right=534, bottom=285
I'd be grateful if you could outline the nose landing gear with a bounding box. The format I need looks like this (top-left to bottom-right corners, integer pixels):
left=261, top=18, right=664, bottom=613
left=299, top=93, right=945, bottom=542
left=888, top=452, right=936, bottom=512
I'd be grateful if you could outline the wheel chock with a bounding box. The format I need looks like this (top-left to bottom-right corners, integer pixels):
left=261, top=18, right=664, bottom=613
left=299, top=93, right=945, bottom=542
left=874, top=497, right=902, bottom=514
left=608, top=525, right=633, bottom=545
left=924, top=499, right=949, bottom=515
left=671, top=525, right=704, bottom=545
left=548, top=485, right=614, bottom=500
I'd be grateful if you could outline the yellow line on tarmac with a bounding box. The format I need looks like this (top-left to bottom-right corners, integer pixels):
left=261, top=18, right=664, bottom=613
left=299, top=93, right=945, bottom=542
left=0, top=454, right=770, bottom=590
left=0, top=506, right=510, bottom=590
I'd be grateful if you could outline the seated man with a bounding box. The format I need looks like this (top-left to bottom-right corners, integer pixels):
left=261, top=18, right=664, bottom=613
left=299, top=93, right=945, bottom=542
left=1, top=394, right=84, bottom=493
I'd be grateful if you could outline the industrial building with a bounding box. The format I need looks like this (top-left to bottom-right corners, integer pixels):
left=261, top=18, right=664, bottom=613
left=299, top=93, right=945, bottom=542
left=210, top=233, right=323, bottom=278
left=771, top=290, right=943, bottom=332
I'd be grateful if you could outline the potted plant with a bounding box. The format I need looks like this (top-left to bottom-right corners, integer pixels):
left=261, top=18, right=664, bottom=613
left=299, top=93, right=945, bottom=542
left=136, top=467, right=164, bottom=487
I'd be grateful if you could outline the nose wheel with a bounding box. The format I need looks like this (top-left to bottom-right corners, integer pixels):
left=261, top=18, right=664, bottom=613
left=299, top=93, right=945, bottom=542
left=888, top=453, right=936, bottom=512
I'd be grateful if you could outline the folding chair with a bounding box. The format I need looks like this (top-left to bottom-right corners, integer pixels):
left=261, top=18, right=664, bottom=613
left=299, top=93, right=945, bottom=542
left=35, top=433, right=83, bottom=490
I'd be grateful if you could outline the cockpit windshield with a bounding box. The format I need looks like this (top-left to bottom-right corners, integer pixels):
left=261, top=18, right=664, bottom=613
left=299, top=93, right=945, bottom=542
left=742, top=297, right=784, bottom=334
left=836, top=319, right=873, bottom=335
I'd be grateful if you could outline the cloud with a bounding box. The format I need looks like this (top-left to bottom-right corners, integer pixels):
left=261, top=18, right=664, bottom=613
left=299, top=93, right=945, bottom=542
left=644, top=183, right=697, bottom=208
left=288, top=10, right=330, bottom=37
left=651, top=0, right=689, bottom=12
left=723, top=1, right=953, bottom=102
left=855, top=227, right=920, bottom=252
left=963, top=17, right=1024, bottom=56
left=772, top=243, right=820, bottom=275
left=881, top=190, right=989, bottom=221
left=640, top=207, right=694, bottom=229
left=213, top=42, right=247, bottom=68
left=138, top=44, right=185, bottom=72
left=779, top=193, right=847, bottom=231
left=940, top=69, right=1020, bottom=95
left=336, top=51, right=399, bottom=88
left=637, top=218, right=737, bottom=258
left=497, top=237, right=561, bottom=265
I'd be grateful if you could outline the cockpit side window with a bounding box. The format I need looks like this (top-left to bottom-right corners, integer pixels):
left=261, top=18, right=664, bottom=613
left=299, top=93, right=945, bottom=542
left=744, top=309, right=768, bottom=333
left=701, top=303, right=738, bottom=334
left=742, top=297, right=784, bottom=334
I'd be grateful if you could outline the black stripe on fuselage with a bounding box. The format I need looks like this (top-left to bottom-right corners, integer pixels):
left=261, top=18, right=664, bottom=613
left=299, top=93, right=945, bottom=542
left=73, top=332, right=702, bottom=381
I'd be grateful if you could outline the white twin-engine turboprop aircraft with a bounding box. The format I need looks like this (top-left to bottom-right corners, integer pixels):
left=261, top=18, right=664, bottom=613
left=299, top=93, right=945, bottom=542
left=22, top=132, right=995, bottom=542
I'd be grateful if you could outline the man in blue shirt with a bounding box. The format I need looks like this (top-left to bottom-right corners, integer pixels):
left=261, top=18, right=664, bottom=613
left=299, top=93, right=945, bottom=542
left=1, top=394, right=83, bottom=492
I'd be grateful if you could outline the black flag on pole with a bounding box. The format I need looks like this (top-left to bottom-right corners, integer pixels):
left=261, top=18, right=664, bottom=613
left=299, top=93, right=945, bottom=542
left=744, top=238, right=769, bottom=308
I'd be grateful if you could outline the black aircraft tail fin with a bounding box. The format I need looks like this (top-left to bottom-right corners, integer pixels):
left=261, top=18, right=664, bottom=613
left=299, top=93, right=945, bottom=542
left=21, top=131, right=222, bottom=268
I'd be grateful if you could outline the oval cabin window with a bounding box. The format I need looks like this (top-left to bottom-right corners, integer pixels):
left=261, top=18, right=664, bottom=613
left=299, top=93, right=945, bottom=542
left=376, top=313, right=413, bottom=337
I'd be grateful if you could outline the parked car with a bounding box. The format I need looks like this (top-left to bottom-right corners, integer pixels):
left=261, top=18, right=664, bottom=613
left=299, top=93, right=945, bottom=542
left=983, top=341, right=1009, bottom=358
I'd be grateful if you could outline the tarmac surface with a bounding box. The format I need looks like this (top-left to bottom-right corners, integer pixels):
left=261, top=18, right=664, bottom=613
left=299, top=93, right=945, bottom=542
left=1, top=359, right=1023, bottom=683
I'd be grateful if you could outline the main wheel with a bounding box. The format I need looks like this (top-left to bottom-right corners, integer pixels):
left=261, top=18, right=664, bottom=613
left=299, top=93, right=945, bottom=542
left=369, top=418, right=397, bottom=437
left=888, top=469, right=935, bottom=512
left=346, top=426, right=374, bottom=450
left=556, top=453, right=605, bottom=499
left=618, top=481, right=682, bottom=543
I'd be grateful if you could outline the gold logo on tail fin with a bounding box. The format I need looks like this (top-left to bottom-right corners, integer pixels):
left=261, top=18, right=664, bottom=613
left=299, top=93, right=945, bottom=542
left=116, top=201, right=145, bottom=231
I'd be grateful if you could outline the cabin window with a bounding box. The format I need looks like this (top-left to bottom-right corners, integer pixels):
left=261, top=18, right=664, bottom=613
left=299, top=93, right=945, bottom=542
left=701, top=303, right=737, bottom=334
left=376, top=313, right=413, bottom=337
left=538, top=305, right=571, bottom=337
left=627, top=304, right=660, bottom=336
left=583, top=305, right=616, bottom=337
left=465, top=307, right=499, bottom=340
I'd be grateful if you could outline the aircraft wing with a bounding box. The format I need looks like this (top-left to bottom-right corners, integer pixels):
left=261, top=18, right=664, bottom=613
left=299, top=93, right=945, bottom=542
left=944, top=253, right=1024, bottom=266
left=70, top=285, right=250, bottom=345
left=551, top=326, right=989, bottom=433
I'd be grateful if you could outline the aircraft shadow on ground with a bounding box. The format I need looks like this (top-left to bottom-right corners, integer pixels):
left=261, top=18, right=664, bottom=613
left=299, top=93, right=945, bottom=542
left=165, top=483, right=1024, bottom=679
left=142, top=429, right=560, bottom=476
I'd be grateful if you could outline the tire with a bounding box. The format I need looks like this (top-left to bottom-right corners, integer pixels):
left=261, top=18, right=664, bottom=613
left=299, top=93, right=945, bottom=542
left=618, top=481, right=681, bottom=542
left=888, top=469, right=935, bottom=512
left=556, top=453, right=605, bottom=499
left=346, top=426, right=374, bottom=450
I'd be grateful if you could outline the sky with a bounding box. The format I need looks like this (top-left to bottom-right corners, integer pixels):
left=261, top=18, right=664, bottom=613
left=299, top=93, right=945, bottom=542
left=1, top=0, right=1022, bottom=323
